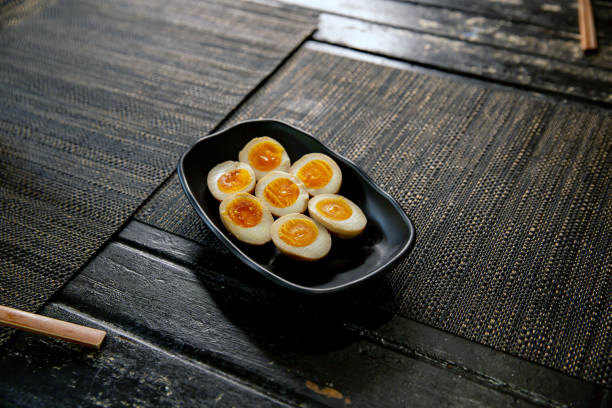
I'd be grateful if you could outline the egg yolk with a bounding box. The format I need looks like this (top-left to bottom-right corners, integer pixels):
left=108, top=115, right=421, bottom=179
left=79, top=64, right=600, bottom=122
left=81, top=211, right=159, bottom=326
left=278, top=219, right=318, bottom=247
left=217, top=169, right=251, bottom=193
left=248, top=141, right=283, bottom=171
left=227, top=197, right=262, bottom=228
left=264, top=178, right=299, bottom=208
left=316, top=198, right=352, bottom=221
left=297, top=159, right=333, bottom=189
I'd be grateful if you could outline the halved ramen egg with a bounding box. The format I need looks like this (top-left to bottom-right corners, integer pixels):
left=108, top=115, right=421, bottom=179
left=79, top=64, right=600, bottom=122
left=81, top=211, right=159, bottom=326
left=207, top=161, right=256, bottom=201
left=255, top=171, right=309, bottom=217
left=219, top=192, right=273, bottom=245
left=271, top=214, right=331, bottom=261
left=239, top=136, right=290, bottom=180
left=290, top=153, right=342, bottom=196
left=308, top=194, right=366, bottom=239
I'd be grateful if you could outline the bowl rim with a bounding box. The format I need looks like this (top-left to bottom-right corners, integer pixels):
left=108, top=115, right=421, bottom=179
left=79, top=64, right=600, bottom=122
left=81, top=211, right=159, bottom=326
left=177, top=118, right=416, bottom=294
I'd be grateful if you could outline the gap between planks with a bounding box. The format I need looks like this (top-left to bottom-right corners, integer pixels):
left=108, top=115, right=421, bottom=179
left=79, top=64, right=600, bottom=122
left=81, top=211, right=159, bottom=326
left=342, top=323, right=566, bottom=408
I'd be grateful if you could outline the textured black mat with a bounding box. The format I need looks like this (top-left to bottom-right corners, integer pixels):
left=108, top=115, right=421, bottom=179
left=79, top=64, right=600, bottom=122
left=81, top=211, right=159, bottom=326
left=137, top=46, right=612, bottom=386
left=0, top=0, right=315, bottom=345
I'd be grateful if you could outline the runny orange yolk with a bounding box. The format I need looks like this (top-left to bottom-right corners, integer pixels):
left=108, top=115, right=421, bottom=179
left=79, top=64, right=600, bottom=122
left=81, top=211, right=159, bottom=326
left=278, top=219, right=318, bottom=247
left=264, top=178, right=299, bottom=208
left=227, top=197, right=262, bottom=228
left=248, top=141, right=283, bottom=171
left=316, top=198, right=352, bottom=221
left=297, top=159, right=333, bottom=189
left=217, top=169, right=251, bottom=193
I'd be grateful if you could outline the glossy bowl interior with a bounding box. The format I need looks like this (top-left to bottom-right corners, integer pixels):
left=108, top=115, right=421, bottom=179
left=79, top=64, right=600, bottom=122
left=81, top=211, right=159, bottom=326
left=178, top=119, right=415, bottom=294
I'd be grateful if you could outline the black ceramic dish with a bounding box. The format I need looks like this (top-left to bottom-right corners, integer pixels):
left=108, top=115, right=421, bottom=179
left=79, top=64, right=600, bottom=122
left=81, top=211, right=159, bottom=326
left=177, top=119, right=415, bottom=294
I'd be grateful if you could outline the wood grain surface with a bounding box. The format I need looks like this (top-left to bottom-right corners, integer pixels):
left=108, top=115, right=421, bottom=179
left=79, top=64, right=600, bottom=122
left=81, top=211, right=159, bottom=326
left=390, top=0, right=612, bottom=38
left=0, top=304, right=295, bottom=408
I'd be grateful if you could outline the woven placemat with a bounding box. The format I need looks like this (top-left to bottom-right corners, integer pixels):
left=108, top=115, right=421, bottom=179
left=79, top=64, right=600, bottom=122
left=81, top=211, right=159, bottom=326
left=0, top=0, right=315, bottom=346
left=137, top=46, right=612, bottom=386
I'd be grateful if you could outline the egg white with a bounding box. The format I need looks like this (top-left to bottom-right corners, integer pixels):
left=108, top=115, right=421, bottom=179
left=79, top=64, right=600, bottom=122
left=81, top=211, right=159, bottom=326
left=290, top=153, right=342, bottom=196
left=238, top=136, right=291, bottom=180
left=219, top=192, right=273, bottom=245
left=255, top=171, right=309, bottom=217
left=207, top=161, right=256, bottom=201
left=308, top=194, right=367, bottom=239
left=271, top=213, right=331, bottom=261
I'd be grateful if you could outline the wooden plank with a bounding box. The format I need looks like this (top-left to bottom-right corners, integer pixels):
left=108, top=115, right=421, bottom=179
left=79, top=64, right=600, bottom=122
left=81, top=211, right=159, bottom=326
left=314, top=14, right=612, bottom=104
left=394, top=0, right=612, bottom=38
left=352, top=320, right=612, bottom=408
left=54, top=240, right=550, bottom=407
left=119, top=220, right=609, bottom=407
left=279, top=0, right=612, bottom=69
left=0, top=304, right=296, bottom=408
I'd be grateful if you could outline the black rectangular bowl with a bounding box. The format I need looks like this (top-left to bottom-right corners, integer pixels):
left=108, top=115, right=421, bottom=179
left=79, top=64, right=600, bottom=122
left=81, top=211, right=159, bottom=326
left=177, top=119, right=415, bottom=294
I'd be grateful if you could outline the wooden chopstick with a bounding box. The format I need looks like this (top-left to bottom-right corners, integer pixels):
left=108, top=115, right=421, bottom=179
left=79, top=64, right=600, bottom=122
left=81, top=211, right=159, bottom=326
left=0, top=305, right=106, bottom=349
left=578, top=0, right=598, bottom=52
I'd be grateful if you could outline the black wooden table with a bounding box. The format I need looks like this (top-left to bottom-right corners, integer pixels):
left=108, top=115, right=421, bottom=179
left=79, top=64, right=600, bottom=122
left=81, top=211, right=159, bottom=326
left=2, top=1, right=611, bottom=406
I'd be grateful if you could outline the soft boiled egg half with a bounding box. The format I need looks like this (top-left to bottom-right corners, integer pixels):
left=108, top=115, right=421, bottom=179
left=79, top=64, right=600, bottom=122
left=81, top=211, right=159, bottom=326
left=219, top=192, right=273, bottom=245
left=271, top=214, right=331, bottom=261
left=255, top=171, right=309, bottom=217
left=207, top=161, right=256, bottom=201
left=239, top=136, right=290, bottom=180
left=308, top=194, right=367, bottom=239
left=290, top=153, right=342, bottom=196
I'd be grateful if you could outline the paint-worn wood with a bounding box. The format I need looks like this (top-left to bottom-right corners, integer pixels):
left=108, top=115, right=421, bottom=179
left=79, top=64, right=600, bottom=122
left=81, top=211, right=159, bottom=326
left=0, top=303, right=296, bottom=408
left=53, top=241, right=555, bottom=407
left=0, top=305, right=106, bottom=349
left=359, top=320, right=612, bottom=407
left=314, top=14, right=612, bottom=104
left=118, top=220, right=611, bottom=407
left=397, top=0, right=612, bottom=39
left=280, top=0, right=612, bottom=69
